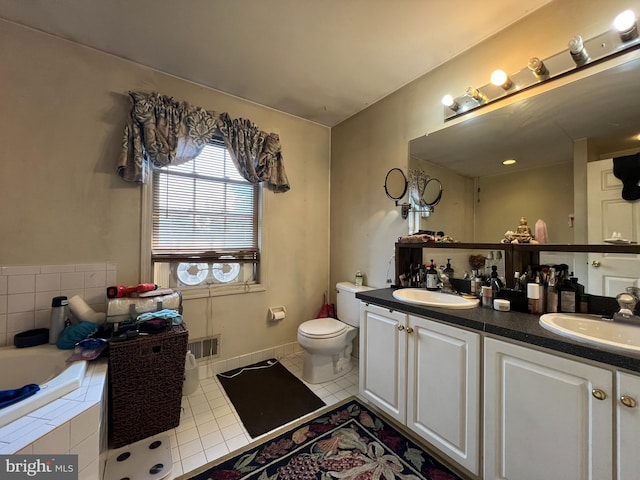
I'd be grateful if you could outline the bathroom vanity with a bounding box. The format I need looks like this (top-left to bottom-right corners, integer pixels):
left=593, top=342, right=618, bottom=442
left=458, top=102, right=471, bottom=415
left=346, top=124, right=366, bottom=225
left=356, top=288, right=640, bottom=480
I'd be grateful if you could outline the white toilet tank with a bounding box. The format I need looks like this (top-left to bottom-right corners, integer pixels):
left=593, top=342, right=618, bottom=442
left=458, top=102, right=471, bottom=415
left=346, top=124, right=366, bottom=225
left=336, top=282, right=373, bottom=327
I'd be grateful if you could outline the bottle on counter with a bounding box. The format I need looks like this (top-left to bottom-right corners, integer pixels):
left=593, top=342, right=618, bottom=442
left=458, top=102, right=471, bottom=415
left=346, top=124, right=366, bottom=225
left=443, top=259, right=454, bottom=278
left=557, top=272, right=584, bottom=313
left=426, top=260, right=439, bottom=291
left=513, top=271, right=522, bottom=291
left=355, top=270, right=364, bottom=287
left=527, top=283, right=542, bottom=315
left=546, top=268, right=558, bottom=313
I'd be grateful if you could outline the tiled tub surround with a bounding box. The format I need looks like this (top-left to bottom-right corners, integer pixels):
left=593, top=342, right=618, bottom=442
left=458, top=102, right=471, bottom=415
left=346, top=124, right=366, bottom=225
left=0, top=345, right=88, bottom=428
left=0, top=359, right=108, bottom=479
left=0, top=263, right=116, bottom=347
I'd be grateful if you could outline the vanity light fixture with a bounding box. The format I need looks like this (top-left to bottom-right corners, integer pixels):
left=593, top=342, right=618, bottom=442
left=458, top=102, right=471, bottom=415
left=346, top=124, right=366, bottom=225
left=615, top=10, right=639, bottom=41
left=502, top=159, right=517, bottom=165
left=568, top=35, right=590, bottom=66
left=490, top=69, right=513, bottom=90
left=465, top=87, right=488, bottom=103
left=527, top=57, right=549, bottom=79
left=441, top=94, right=460, bottom=111
left=442, top=9, right=640, bottom=121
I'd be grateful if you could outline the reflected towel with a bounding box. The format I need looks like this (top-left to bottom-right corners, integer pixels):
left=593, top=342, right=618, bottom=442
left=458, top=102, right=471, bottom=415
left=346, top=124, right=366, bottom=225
left=0, top=384, right=40, bottom=409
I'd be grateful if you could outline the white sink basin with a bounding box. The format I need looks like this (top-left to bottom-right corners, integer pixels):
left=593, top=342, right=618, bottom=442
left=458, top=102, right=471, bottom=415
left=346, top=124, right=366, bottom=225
left=392, top=288, right=479, bottom=309
left=539, top=313, right=640, bottom=355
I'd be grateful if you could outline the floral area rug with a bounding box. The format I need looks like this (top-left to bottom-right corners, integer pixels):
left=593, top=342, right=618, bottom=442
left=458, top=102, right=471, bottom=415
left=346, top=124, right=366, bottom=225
left=181, top=397, right=464, bottom=480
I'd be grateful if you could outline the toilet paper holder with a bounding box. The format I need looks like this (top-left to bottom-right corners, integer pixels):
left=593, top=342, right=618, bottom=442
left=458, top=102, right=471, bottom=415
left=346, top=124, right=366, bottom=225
left=268, top=306, right=287, bottom=321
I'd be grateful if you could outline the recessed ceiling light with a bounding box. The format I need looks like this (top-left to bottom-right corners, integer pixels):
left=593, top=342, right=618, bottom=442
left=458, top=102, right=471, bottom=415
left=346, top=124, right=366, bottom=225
left=635, top=133, right=640, bottom=141
left=503, top=159, right=516, bottom=165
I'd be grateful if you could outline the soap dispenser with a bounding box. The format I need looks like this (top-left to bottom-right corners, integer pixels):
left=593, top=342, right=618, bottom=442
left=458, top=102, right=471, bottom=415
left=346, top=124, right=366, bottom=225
left=426, top=260, right=439, bottom=291
left=443, top=259, right=454, bottom=278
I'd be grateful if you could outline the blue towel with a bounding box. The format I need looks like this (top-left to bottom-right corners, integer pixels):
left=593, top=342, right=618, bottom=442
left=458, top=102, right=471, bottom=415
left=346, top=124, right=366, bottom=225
left=0, top=384, right=40, bottom=409
left=136, top=309, right=183, bottom=325
left=56, top=321, right=99, bottom=350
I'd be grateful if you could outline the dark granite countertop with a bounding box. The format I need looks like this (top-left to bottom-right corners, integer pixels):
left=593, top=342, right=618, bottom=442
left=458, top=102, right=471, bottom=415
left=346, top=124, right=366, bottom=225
left=357, top=288, right=640, bottom=373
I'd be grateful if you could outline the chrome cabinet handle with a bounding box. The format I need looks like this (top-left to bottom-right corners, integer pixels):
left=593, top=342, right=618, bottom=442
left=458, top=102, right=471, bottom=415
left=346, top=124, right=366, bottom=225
left=592, top=388, right=607, bottom=401
left=620, top=395, right=637, bottom=408
left=396, top=324, right=404, bottom=331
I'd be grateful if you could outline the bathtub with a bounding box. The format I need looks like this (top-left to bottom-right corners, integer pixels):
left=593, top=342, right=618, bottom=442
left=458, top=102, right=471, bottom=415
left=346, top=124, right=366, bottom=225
left=0, top=344, right=87, bottom=428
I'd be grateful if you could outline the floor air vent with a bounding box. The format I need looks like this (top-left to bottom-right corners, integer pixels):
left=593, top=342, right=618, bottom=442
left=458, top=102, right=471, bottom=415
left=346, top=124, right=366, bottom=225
left=187, top=335, right=220, bottom=359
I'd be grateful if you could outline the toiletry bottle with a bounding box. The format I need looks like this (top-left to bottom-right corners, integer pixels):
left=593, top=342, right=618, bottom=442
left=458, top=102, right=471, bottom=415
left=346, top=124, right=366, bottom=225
left=527, top=283, right=541, bottom=314
left=558, top=272, right=583, bottom=313
left=426, top=260, right=439, bottom=291
left=444, top=259, right=454, bottom=278
left=546, top=268, right=558, bottom=313
left=513, top=271, right=521, bottom=291
left=355, top=270, right=363, bottom=286
left=49, top=296, right=69, bottom=344
left=580, top=294, right=589, bottom=314
left=482, top=286, right=493, bottom=308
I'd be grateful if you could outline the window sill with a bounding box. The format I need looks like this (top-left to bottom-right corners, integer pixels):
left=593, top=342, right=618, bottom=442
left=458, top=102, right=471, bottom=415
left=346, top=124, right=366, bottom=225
left=179, top=283, right=266, bottom=300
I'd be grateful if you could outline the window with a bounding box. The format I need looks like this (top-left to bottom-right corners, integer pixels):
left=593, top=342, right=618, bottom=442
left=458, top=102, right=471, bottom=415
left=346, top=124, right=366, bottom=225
left=150, top=138, right=260, bottom=290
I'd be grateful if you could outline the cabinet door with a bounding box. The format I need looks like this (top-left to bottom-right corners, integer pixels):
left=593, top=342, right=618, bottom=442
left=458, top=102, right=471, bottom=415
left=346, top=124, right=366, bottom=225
left=616, top=371, right=640, bottom=480
left=359, top=303, right=407, bottom=422
left=484, top=338, right=612, bottom=480
left=406, top=316, right=480, bottom=475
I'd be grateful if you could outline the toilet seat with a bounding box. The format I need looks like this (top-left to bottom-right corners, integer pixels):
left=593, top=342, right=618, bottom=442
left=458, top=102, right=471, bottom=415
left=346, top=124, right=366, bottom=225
left=298, top=318, right=348, bottom=339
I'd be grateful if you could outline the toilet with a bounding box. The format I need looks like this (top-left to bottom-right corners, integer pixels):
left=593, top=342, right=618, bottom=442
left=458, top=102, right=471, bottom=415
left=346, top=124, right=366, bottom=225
left=297, top=282, right=373, bottom=384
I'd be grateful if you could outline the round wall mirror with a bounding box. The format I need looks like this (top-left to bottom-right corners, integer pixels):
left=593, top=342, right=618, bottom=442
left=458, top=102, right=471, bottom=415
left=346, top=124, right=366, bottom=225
left=423, top=178, right=443, bottom=207
left=384, top=168, right=408, bottom=200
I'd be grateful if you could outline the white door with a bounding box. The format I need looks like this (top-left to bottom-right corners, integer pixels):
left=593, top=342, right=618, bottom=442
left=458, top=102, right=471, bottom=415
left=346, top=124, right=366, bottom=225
left=587, top=158, right=640, bottom=296
left=484, top=338, right=612, bottom=480
left=359, top=303, right=407, bottom=422
left=406, top=315, right=480, bottom=475
left=616, top=371, right=640, bottom=480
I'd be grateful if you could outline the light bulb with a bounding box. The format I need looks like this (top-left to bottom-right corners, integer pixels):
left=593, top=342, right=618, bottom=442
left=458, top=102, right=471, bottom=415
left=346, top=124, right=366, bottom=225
left=614, top=10, right=638, bottom=41
left=442, top=94, right=459, bottom=111
left=465, top=87, right=488, bottom=103
left=490, top=70, right=513, bottom=90
left=568, top=35, right=589, bottom=65
left=502, top=159, right=516, bottom=166
left=527, top=57, right=549, bottom=79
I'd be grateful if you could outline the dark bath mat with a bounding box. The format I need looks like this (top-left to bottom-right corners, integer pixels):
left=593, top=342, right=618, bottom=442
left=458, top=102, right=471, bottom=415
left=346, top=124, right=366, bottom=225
left=216, top=358, right=325, bottom=438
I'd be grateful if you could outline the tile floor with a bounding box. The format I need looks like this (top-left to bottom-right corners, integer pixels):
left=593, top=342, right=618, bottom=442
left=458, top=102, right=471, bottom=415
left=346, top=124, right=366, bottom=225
left=145, top=352, right=359, bottom=479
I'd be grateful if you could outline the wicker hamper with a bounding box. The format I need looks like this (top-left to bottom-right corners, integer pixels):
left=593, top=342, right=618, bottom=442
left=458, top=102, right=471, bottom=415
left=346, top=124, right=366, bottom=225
left=108, top=323, right=188, bottom=448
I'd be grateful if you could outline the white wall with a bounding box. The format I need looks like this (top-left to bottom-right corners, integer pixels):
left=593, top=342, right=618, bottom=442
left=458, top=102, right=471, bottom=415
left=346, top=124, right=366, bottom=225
left=0, top=20, right=330, bottom=355
left=330, top=0, right=632, bottom=293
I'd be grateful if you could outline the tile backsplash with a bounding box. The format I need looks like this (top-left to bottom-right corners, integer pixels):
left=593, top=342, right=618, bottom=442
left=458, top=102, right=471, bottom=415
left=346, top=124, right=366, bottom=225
left=0, top=263, right=116, bottom=347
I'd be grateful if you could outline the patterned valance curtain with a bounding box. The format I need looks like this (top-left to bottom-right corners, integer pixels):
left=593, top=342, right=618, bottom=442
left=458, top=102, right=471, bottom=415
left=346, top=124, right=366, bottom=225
left=117, top=91, right=290, bottom=192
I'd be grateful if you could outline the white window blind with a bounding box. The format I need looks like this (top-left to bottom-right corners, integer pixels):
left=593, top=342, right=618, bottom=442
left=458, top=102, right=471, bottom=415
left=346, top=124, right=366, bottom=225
left=152, top=139, right=259, bottom=265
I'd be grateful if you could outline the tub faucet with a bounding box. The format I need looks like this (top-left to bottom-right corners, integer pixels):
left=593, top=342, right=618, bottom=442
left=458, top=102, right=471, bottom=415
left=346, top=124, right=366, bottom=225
left=613, top=287, right=640, bottom=325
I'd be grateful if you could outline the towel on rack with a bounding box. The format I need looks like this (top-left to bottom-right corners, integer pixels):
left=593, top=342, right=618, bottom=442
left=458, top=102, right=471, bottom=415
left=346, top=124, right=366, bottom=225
left=0, top=384, right=40, bottom=409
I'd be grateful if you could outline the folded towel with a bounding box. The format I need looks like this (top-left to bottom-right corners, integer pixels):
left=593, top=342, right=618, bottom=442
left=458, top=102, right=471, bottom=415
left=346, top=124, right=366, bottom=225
left=0, top=384, right=40, bottom=409
left=136, top=308, right=183, bottom=325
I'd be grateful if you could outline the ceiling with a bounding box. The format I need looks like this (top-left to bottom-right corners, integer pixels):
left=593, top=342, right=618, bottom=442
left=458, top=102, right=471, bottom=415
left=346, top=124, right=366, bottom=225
left=0, top=0, right=552, bottom=126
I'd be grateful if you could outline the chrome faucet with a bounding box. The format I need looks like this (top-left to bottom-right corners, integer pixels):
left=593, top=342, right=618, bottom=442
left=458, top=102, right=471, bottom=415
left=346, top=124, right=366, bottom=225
left=613, top=287, right=640, bottom=324
left=438, top=270, right=457, bottom=294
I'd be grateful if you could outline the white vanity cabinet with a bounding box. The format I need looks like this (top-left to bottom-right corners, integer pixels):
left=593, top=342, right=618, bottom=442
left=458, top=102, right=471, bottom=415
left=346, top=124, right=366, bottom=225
left=359, top=302, right=480, bottom=475
left=405, top=314, right=480, bottom=475
left=616, top=371, right=640, bottom=480
left=359, top=302, right=407, bottom=422
left=484, top=338, right=613, bottom=480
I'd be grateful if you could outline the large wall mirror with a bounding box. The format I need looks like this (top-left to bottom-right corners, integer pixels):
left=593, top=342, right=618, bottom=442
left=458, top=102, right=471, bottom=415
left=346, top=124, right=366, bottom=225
left=409, top=50, right=640, bottom=296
